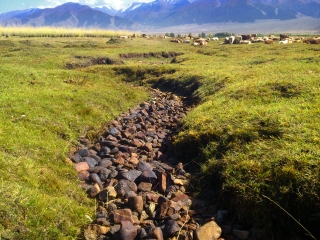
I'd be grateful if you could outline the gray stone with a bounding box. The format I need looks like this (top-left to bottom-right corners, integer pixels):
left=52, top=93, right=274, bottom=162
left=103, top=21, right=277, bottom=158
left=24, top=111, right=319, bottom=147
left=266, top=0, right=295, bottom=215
left=89, top=173, right=103, bottom=189
left=115, top=179, right=138, bottom=197
left=76, top=148, right=89, bottom=157
left=140, top=170, right=157, bottom=182
left=161, top=219, right=180, bottom=238
left=137, top=227, right=148, bottom=239
left=98, top=168, right=112, bottom=182
left=233, top=229, right=250, bottom=240
left=109, top=169, right=118, bottom=178
left=72, top=153, right=82, bottom=163
left=124, top=190, right=137, bottom=199
left=108, top=127, right=120, bottom=136
left=216, top=210, right=228, bottom=223
left=137, top=161, right=153, bottom=172
left=84, top=157, right=98, bottom=168
left=118, top=169, right=142, bottom=182
left=98, top=159, right=113, bottom=168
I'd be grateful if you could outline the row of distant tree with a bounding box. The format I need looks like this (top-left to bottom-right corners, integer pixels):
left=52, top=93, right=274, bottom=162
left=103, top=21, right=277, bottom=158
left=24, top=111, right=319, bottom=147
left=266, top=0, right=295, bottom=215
left=164, top=32, right=236, bottom=38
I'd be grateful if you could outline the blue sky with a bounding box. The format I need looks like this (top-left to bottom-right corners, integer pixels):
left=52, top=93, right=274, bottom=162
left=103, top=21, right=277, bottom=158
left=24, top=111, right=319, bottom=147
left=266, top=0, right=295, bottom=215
left=0, top=0, right=153, bottom=13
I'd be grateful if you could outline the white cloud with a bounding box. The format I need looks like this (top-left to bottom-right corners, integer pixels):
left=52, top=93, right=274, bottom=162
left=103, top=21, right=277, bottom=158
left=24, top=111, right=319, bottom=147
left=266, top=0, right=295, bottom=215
left=84, top=0, right=98, bottom=5
left=102, top=0, right=125, bottom=9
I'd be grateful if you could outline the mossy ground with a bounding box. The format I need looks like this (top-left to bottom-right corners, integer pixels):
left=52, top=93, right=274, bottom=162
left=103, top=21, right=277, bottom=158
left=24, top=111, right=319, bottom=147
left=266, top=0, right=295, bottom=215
left=0, top=33, right=319, bottom=239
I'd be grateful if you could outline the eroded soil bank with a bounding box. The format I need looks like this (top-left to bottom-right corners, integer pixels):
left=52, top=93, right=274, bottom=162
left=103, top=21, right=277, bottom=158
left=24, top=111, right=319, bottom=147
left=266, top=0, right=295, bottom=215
left=69, top=88, right=268, bottom=240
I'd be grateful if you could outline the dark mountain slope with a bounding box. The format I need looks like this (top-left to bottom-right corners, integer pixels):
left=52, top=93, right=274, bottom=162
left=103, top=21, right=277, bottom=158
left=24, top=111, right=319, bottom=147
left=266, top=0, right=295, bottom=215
left=0, top=2, right=139, bottom=30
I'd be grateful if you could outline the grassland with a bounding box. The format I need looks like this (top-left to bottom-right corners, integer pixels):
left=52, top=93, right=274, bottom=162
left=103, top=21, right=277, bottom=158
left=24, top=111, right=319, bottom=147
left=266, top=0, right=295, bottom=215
left=0, top=29, right=319, bottom=239
left=0, top=26, right=132, bottom=38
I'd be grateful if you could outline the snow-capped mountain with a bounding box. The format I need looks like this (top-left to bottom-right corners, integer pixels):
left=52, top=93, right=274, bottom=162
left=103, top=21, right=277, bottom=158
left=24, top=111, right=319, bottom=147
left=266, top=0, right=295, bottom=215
left=0, top=8, right=40, bottom=22
left=0, top=2, right=141, bottom=30
left=93, top=5, right=118, bottom=16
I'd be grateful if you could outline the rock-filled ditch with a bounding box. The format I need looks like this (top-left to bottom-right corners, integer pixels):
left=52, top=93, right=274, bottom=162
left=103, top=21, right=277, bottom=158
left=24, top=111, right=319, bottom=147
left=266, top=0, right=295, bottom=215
left=65, top=51, right=184, bottom=69
left=70, top=88, right=264, bottom=240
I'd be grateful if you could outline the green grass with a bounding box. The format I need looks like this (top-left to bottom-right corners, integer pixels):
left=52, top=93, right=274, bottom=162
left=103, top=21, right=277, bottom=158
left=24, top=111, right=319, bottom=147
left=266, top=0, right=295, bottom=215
left=0, top=36, right=149, bottom=239
left=0, top=34, right=319, bottom=238
left=172, top=43, right=320, bottom=237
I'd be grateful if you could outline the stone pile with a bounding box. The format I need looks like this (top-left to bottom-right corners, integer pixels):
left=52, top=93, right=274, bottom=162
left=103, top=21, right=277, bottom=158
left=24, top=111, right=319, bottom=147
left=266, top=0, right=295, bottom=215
left=70, top=89, right=257, bottom=240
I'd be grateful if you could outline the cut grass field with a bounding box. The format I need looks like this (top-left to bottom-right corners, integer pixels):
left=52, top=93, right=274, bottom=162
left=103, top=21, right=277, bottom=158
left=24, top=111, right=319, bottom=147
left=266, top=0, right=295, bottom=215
left=0, top=29, right=319, bottom=239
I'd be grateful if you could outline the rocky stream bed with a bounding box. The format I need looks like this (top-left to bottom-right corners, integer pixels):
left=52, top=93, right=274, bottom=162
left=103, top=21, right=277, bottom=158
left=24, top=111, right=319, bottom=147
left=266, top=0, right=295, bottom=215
left=70, top=88, right=267, bottom=240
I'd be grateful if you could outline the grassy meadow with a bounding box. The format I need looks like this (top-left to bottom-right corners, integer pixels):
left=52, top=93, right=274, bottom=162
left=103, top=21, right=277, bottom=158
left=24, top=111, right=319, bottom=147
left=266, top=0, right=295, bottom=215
left=0, top=27, right=319, bottom=239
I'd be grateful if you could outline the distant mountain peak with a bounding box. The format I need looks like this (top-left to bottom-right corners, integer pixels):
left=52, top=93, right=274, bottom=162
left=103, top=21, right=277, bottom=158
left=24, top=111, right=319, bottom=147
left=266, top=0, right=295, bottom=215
left=0, top=0, right=319, bottom=29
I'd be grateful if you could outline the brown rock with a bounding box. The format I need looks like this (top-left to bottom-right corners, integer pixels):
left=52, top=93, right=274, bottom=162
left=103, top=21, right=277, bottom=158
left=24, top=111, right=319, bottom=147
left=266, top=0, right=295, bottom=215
left=100, top=186, right=117, bottom=201
left=110, top=224, right=121, bottom=234
left=160, top=200, right=182, bottom=219
left=114, top=155, right=125, bottom=165
left=138, top=182, right=153, bottom=192
left=128, top=196, right=144, bottom=213
left=173, top=179, right=184, bottom=186
left=96, top=217, right=109, bottom=226
left=158, top=172, right=167, bottom=193
left=186, top=222, right=198, bottom=231
left=100, top=226, right=111, bottom=235
left=112, top=209, right=133, bottom=223
left=171, top=194, right=191, bottom=208
left=131, top=138, right=143, bottom=147
left=121, top=130, right=132, bottom=139
left=136, top=131, right=145, bottom=139
left=118, top=145, right=134, bottom=153
left=132, top=214, right=140, bottom=225
left=83, top=224, right=102, bottom=240
left=179, top=214, right=190, bottom=223
left=144, top=142, right=153, bottom=152
left=78, top=170, right=90, bottom=181
left=140, top=109, right=149, bottom=117
left=149, top=227, right=164, bottom=240
left=195, top=221, right=222, bottom=240
left=88, top=183, right=101, bottom=197
left=74, top=162, right=89, bottom=172
left=106, top=134, right=118, bottom=141
left=160, top=163, right=174, bottom=173
left=141, top=219, right=155, bottom=227
left=146, top=192, right=159, bottom=202
left=140, top=211, right=149, bottom=222
left=120, top=220, right=137, bottom=240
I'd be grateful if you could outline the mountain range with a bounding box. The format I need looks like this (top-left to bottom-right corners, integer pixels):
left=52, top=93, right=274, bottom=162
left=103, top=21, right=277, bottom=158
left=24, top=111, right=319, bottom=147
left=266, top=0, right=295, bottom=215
left=0, top=0, right=319, bottom=30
